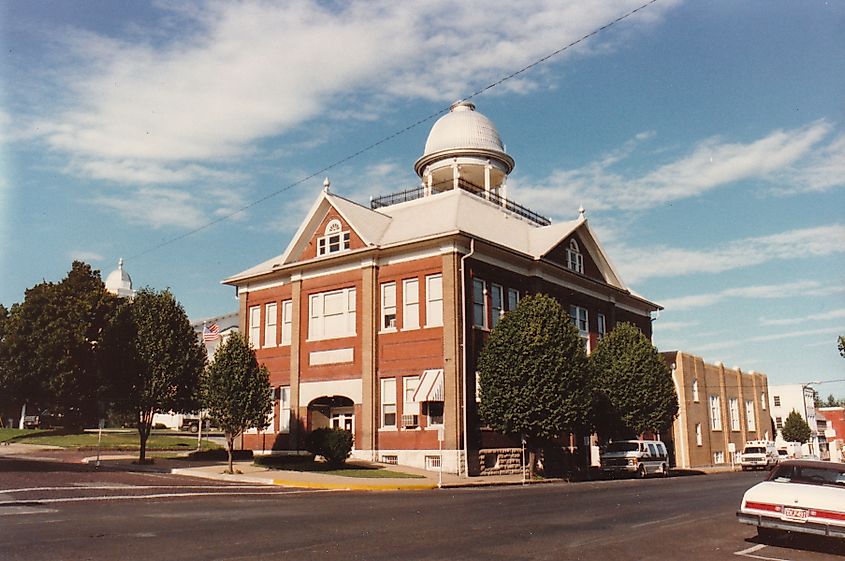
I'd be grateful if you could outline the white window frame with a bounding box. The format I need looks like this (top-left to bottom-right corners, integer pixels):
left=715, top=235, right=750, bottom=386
left=773, top=395, right=781, bottom=407
left=695, top=423, right=703, bottom=446
left=569, top=305, right=589, bottom=339
left=402, top=278, right=419, bottom=330
left=565, top=239, right=584, bottom=274
left=308, top=287, right=356, bottom=341
left=316, top=219, right=351, bottom=257
left=249, top=305, right=261, bottom=348
left=596, top=313, right=606, bottom=341
left=507, top=288, right=519, bottom=312
left=709, top=395, right=722, bottom=431
left=279, top=386, right=290, bottom=433
left=692, top=378, right=699, bottom=402
left=403, top=375, right=420, bottom=423
left=761, top=392, right=767, bottom=410
left=425, top=274, right=443, bottom=327
left=381, top=282, right=397, bottom=331
left=281, top=300, right=293, bottom=346
left=381, top=378, right=397, bottom=428
left=264, top=302, right=277, bottom=348
left=714, top=451, right=725, bottom=465
left=729, top=398, right=740, bottom=431
left=266, top=386, right=275, bottom=433
left=745, top=400, right=756, bottom=431
left=490, top=284, right=503, bottom=328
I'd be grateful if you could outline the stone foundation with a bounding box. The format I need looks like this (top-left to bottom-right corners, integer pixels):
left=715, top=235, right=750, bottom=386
left=478, top=448, right=523, bottom=475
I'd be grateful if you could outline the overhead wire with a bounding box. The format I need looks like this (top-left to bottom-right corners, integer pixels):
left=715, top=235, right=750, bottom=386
left=127, top=0, right=661, bottom=262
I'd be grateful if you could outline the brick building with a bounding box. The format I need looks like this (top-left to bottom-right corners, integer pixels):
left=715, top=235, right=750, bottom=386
left=665, top=351, right=772, bottom=468
left=224, top=101, right=659, bottom=475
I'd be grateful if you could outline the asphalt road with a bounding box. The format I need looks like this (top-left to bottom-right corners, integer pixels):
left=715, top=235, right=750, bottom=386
left=1, top=454, right=843, bottom=561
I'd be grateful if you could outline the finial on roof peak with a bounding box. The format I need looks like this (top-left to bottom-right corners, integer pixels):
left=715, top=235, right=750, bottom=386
left=118, top=257, right=124, bottom=270
left=578, top=206, right=586, bottom=219
left=323, top=177, right=330, bottom=192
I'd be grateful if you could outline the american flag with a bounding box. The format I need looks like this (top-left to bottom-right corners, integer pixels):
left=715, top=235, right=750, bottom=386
left=203, top=322, right=220, bottom=342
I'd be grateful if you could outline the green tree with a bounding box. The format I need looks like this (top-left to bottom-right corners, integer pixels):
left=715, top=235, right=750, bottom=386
left=102, top=288, right=206, bottom=462
left=0, top=262, right=118, bottom=428
left=781, top=410, right=812, bottom=443
left=839, top=335, right=844, bottom=359
left=477, top=294, right=591, bottom=476
left=590, top=322, right=678, bottom=440
left=202, top=333, right=271, bottom=473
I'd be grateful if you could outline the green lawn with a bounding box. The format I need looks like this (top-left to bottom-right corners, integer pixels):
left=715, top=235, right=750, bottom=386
left=0, top=428, right=220, bottom=451
left=254, top=456, right=424, bottom=479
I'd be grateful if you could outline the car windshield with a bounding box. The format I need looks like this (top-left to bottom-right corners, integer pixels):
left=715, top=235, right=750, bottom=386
left=606, top=442, right=640, bottom=453
left=768, top=464, right=845, bottom=487
left=744, top=447, right=765, bottom=454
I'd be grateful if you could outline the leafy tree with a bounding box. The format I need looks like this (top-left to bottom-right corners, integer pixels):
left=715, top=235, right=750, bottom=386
left=590, top=322, right=678, bottom=440
left=477, top=294, right=591, bottom=476
left=102, top=288, right=206, bottom=462
left=824, top=394, right=841, bottom=407
left=839, top=335, right=844, bottom=359
left=202, top=333, right=271, bottom=473
left=0, top=262, right=118, bottom=428
left=781, top=410, right=812, bottom=443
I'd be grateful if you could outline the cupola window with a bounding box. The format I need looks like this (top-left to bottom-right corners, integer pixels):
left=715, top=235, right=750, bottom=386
left=317, top=219, right=351, bottom=256
left=565, top=239, right=584, bottom=273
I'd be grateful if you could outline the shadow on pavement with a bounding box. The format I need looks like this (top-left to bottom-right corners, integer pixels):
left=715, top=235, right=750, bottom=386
left=748, top=532, right=845, bottom=556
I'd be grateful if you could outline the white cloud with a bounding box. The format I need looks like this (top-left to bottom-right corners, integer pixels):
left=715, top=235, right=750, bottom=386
left=659, top=280, right=826, bottom=312
left=760, top=308, right=845, bottom=327
left=68, top=250, right=104, bottom=263
left=613, top=223, right=845, bottom=283
left=517, top=121, right=835, bottom=215
left=90, top=187, right=210, bottom=229
left=29, top=1, right=677, bottom=168
left=693, top=326, right=843, bottom=353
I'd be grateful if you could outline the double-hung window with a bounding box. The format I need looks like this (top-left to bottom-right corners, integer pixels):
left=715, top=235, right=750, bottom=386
left=596, top=313, right=606, bottom=341
left=403, top=279, right=419, bottom=330
left=692, top=379, right=699, bottom=402
left=381, top=282, right=397, bottom=330
left=403, top=376, right=420, bottom=425
left=745, top=400, right=756, bottom=431
left=381, top=378, right=396, bottom=428
left=279, top=386, right=290, bottom=433
left=709, top=395, right=722, bottom=431
left=281, top=300, right=293, bottom=345
left=569, top=305, right=589, bottom=339
left=729, top=398, right=740, bottom=431
left=473, top=279, right=487, bottom=328
left=308, top=288, right=356, bottom=340
left=249, top=306, right=261, bottom=348
left=490, top=284, right=503, bottom=328
left=507, top=288, right=519, bottom=312
left=695, top=423, right=702, bottom=446
left=264, top=302, right=277, bottom=348
left=425, top=274, right=443, bottom=327
left=565, top=239, right=584, bottom=273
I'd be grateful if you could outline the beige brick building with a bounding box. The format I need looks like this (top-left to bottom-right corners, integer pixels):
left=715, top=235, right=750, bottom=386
left=664, top=351, right=772, bottom=469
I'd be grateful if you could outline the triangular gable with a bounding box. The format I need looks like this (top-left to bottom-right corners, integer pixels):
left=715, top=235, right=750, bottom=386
left=279, top=190, right=392, bottom=267
left=537, top=219, right=626, bottom=290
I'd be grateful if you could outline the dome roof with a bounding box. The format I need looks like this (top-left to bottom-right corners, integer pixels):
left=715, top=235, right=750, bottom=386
left=105, top=258, right=133, bottom=297
left=414, top=101, right=514, bottom=177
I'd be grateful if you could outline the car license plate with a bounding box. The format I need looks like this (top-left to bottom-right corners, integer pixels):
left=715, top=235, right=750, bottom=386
left=783, top=507, right=809, bottom=522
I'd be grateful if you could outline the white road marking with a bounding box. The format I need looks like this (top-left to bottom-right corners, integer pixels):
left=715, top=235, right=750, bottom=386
left=631, top=513, right=689, bottom=528
left=733, top=543, right=792, bottom=561
left=0, top=488, right=334, bottom=505
left=0, top=484, right=273, bottom=494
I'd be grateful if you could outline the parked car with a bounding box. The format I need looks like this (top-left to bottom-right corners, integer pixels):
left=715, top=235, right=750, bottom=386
left=600, top=440, right=670, bottom=478
left=737, top=459, right=845, bottom=540
left=740, top=441, right=779, bottom=471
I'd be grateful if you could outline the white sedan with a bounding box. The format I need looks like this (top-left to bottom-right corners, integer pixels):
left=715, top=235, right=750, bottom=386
left=737, top=460, right=845, bottom=540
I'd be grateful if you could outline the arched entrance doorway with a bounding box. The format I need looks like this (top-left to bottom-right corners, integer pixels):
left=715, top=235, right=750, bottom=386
left=307, top=396, right=355, bottom=440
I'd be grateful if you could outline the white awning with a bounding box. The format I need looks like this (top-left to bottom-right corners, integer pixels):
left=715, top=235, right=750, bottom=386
left=413, top=369, right=444, bottom=402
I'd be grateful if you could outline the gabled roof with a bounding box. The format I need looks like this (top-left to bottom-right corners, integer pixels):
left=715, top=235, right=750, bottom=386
left=225, top=187, right=632, bottom=295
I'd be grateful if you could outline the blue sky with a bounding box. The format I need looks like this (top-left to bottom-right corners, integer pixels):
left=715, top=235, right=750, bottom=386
left=1, top=1, right=843, bottom=396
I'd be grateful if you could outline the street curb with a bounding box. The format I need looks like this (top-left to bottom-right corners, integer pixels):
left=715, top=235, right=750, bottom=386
left=270, top=479, right=438, bottom=491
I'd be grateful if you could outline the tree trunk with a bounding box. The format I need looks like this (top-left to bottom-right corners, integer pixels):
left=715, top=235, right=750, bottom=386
left=528, top=448, right=538, bottom=478
left=226, top=432, right=235, bottom=474
left=138, top=409, right=153, bottom=463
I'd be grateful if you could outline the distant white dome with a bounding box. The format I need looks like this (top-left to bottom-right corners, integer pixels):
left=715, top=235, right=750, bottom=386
left=414, top=100, right=514, bottom=177
left=105, top=258, right=134, bottom=298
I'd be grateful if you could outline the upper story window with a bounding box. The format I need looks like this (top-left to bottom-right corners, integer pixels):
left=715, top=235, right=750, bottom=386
left=281, top=300, right=293, bottom=345
left=761, top=392, right=767, bottom=410
left=249, top=305, right=261, bottom=348
left=308, top=287, right=356, bottom=341
left=692, top=378, right=699, bottom=402
left=745, top=400, right=756, bottom=431
left=729, top=398, right=740, bottom=431
left=507, top=288, right=519, bottom=312
left=773, top=395, right=781, bottom=407
left=403, top=278, right=419, bottom=330
left=569, top=305, right=588, bottom=339
left=473, top=279, right=487, bottom=329
left=565, top=239, right=584, bottom=274
left=264, top=302, right=277, bottom=348
left=317, top=219, right=351, bottom=256
left=596, top=313, right=606, bottom=341
left=709, top=395, right=722, bottom=431
left=490, top=284, right=504, bottom=328
left=425, top=274, right=443, bottom=327
left=381, top=282, right=397, bottom=331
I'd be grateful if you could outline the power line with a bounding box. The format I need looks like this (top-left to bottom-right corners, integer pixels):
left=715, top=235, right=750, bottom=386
left=128, top=0, right=661, bottom=262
